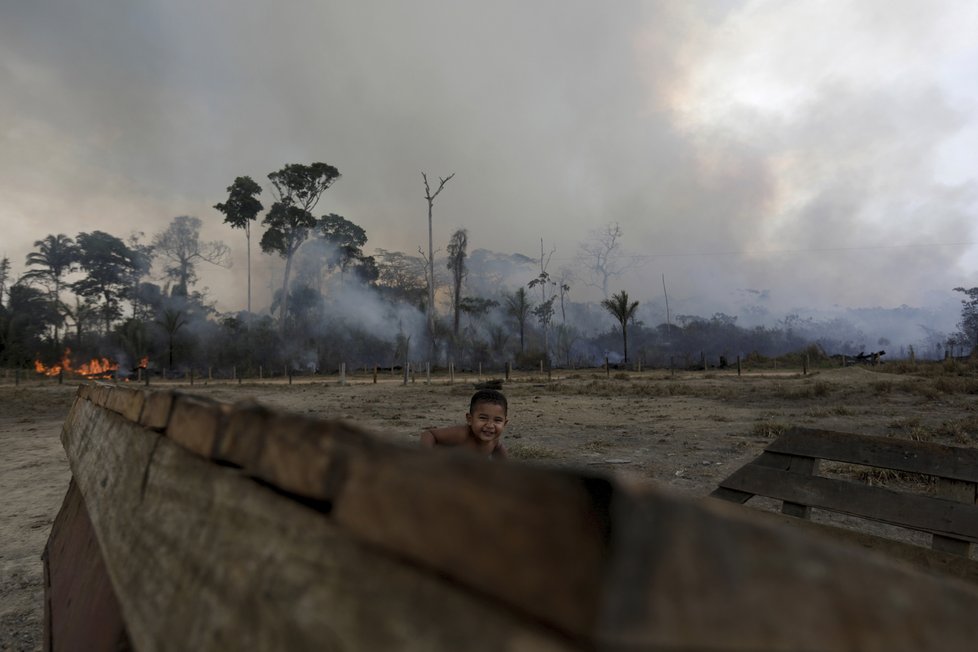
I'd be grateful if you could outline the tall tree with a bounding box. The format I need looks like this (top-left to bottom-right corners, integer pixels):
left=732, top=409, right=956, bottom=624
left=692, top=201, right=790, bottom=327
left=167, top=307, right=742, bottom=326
left=153, top=216, right=230, bottom=297
left=124, top=232, right=154, bottom=319
left=421, top=171, right=454, bottom=347
left=22, top=234, right=79, bottom=346
left=446, top=228, right=468, bottom=338
left=214, top=176, right=264, bottom=313
left=601, top=290, right=640, bottom=364
left=261, top=162, right=341, bottom=332
left=317, top=213, right=368, bottom=279
left=72, top=231, right=138, bottom=334
left=504, top=287, right=532, bottom=354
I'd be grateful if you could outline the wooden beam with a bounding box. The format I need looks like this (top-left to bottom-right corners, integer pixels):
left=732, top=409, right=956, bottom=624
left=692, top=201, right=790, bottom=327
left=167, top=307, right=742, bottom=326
left=61, top=398, right=577, bottom=652
left=768, top=427, right=978, bottom=482
left=718, top=462, right=978, bottom=542
left=59, top=388, right=978, bottom=651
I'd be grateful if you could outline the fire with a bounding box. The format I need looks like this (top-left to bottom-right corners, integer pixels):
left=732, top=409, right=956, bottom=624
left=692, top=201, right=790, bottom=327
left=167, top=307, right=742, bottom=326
left=34, top=348, right=73, bottom=376
left=137, top=356, right=149, bottom=369
left=33, top=348, right=119, bottom=378
left=78, top=357, right=118, bottom=377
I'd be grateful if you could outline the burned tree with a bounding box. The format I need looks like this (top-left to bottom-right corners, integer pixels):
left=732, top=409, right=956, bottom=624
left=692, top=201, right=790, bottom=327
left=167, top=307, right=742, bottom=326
left=446, top=228, right=468, bottom=338
left=420, top=171, right=454, bottom=348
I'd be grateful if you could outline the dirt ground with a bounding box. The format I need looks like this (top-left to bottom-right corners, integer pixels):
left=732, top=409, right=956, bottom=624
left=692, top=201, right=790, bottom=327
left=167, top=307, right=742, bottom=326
left=2, top=364, right=977, bottom=650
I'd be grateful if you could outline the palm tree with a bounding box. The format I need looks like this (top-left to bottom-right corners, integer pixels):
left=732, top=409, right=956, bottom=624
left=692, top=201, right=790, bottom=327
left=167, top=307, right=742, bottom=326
left=601, top=290, right=640, bottom=363
left=22, top=234, right=79, bottom=346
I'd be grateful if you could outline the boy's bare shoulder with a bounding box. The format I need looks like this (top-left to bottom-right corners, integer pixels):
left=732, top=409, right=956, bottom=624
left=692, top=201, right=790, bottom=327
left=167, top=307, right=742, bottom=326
left=422, top=424, right=471, bottom=445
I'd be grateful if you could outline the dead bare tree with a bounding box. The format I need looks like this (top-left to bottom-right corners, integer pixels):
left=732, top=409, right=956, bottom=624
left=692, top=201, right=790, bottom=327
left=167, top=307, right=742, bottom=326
left=420, top=171, right=455, bottom=351
left=577, top=222, right=633, bottom=300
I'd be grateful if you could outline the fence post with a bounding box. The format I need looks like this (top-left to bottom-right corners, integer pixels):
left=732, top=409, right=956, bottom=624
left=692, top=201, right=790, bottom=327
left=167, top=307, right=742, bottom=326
left=449, top=362, right=455, bottom=385
left=340, top=362, right=346, bottom=386
left=804, top=354, right=809, bottom=375
left=403, top=362, right=409, bottom=386
left=737, top=355, right=742, bottom=377
left=506, top=361, right=511, bottom=381
left=373, top=365, right=378, bottom=384
left=605, top=356, right=610, bottom=378
left=425, top=361, right=431, bottom=385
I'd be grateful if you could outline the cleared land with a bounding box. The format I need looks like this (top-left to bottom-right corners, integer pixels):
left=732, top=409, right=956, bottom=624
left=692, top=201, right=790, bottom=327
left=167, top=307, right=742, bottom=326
left=3, top=363, right=978, bottom=650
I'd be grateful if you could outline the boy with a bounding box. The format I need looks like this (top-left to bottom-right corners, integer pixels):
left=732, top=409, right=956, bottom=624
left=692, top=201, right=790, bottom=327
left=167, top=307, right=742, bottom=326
left=420, top=389, right=509, bottom=459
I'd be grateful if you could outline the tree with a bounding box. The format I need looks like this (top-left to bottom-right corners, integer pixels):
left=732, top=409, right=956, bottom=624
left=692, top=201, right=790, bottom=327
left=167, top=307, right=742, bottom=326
left=374, top=249, right=427, bottom=306
left=22, top=234, right=79, bottom=346
left=317, top=213, right=368, bottom=279
left=124, top=232, right=154, bottom=320
left=261, top=162, right=341, bottom=333
left=601, top=290, right=640, bottom=363
left=420, top=171, right=455, bottom=346
left=153, top=216, right=230, bottom=298
left=578, top=222, right=632, bottom=300
left=528, top=239, right=557, bottom=365
left=214, top=176, right=264, bottom=313
left=446, top=229, right=468, bottom=338
left=73, top=231, right=138, bottom=334
left=953, top=287, right=978, bottom=351
left=504, top=287, right=532, bottom=353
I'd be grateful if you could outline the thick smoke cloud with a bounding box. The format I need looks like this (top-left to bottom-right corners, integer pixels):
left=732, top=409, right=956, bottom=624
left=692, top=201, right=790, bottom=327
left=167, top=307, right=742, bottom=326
left=1, top=0, right=976, bottom=345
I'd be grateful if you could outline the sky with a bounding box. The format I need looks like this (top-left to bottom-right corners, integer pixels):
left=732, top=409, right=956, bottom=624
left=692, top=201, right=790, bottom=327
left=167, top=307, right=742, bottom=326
left=2, top=0, right=977, bottom=333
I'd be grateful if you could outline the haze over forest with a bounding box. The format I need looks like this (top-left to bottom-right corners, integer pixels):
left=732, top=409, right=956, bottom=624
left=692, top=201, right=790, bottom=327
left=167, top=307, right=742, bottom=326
left=2, top=1, right=978, bottom=367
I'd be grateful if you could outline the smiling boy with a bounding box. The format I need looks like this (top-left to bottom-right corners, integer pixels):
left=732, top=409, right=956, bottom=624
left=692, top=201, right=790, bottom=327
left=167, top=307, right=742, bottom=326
left=420, top=389, right=509, bottom=459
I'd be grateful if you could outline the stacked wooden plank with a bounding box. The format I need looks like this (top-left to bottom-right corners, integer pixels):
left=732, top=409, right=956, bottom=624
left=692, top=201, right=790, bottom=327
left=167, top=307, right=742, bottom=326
left=713, top=427, right=978, bottom=582
left=47, top=385, right=978, bottom=651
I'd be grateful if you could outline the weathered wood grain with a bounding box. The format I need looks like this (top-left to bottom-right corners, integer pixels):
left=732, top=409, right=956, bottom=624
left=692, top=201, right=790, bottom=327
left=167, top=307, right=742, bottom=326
left=61, top=398, right=577, bottom=652
left=165, top=394, right=230, bottom=458
left=58, top=393, right=978, bottom=651
left=43, top=479, right=131, bottom=652
left=768, top=427, right=978, bottom=482
left=718, top=462, right=978, bottom=542
left=139, top=389, right=175, bottom=431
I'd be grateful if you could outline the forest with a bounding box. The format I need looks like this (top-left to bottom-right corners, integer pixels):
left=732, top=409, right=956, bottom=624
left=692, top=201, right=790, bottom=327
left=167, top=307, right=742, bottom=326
left=2, top=162, right=976, bottom=380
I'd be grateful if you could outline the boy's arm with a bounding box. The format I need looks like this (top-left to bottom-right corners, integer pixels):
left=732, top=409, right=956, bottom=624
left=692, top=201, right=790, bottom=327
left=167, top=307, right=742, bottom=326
left=419, top=425, right=470, bottom=448
left=493, top=441, right=509, bottom=459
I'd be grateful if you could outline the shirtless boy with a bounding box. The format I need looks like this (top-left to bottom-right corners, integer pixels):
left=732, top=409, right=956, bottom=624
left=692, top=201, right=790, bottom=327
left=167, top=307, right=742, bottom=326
left=420, top=389, right=509, bottom=459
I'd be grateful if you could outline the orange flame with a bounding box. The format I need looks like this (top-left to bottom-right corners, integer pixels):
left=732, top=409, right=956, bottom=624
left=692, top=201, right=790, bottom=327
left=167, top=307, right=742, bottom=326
left=34, top=348, right=73, bottom=376
left=78, top=357, right=118, bottom=377
left=138, top=356, right=149, bottom=369
left=33, top=348, right=119, bottom=378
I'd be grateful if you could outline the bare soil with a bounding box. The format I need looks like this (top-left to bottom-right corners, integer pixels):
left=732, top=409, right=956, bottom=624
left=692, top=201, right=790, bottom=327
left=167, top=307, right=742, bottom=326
left=2, top=365, right=977, bottom=650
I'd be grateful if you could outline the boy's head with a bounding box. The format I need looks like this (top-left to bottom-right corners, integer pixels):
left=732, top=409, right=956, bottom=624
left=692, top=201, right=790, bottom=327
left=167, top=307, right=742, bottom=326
left=465, top=389, right=508, bottom=443
left=469, top=389, right=507, bottom=415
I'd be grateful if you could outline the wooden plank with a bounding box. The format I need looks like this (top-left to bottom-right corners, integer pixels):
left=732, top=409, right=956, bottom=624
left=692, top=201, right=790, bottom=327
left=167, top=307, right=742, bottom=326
left=139, top=389, right=175, bottom=431
left=43, top=479, right=131, bottom=652
left=104, top=386, right=142, bottom=420
left=719, top=462, right=978, bottom=543
left=743, top=506, right=978, bottom=585
left=60, top=399, right=577, bottom=652
left=933, top=478, right=977, bottom=556
left=60, top=396, right=978, bottom=651
left=165, top=394, right=230, bottom=458
left=767, top=427, right=978, bottom=483
left=597, top=494, right=978, bottom=651
left=781, top=455, right=820, bottom=518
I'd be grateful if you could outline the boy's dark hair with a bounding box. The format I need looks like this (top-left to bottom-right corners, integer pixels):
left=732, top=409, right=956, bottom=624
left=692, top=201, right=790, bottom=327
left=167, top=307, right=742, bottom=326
left=469, top=389, right=507, bottom=415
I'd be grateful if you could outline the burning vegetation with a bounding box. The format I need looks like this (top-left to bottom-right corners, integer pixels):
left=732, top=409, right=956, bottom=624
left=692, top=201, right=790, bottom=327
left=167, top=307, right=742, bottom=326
left=34, top=348, right=124, bottom=379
